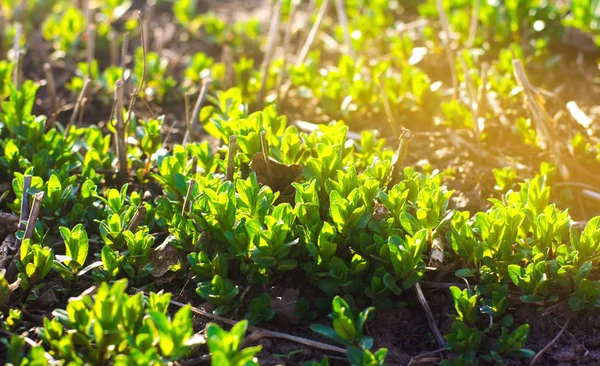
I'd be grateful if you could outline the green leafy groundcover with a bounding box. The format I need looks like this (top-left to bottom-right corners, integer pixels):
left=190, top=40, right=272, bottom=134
left=1, top=75, right=599, bottom=364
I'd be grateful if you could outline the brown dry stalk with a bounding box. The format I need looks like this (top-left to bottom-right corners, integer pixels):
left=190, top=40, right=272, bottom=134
left=43, top=63, right=58, bottom=131
left=114, top=80, right=128, bottom=186
left=258, top=0, right=283, bottom=108
left=182, top=79, right=211, bottom=146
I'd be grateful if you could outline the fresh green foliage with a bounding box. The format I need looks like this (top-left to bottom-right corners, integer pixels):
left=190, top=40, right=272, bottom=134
left=311, top=296, right=387, bottom=366
left=206, top=320, right=262, bottom=366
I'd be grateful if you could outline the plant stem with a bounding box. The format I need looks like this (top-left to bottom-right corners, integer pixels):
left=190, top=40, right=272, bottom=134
left=226, top=136, right=237, bottom=182
left=114, top=80, right=128, bottom=186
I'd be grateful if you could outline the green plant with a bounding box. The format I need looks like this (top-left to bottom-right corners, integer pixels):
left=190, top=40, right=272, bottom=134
left=206, top=320, right=262, bottom=365
left=311, top=296, right=387, bottom=366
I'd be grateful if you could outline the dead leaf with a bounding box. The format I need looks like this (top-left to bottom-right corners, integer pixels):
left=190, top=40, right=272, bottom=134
left=150, top=242, right=186, bottom=278
left=249, top=153, right=303, bottom=195
left=272, top=288, right=300, bottom=325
